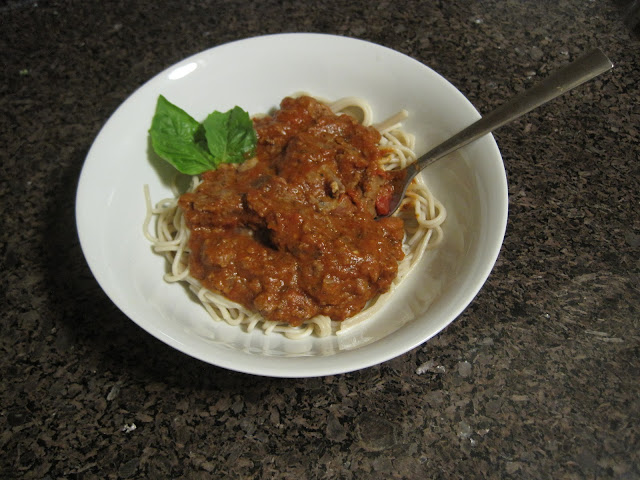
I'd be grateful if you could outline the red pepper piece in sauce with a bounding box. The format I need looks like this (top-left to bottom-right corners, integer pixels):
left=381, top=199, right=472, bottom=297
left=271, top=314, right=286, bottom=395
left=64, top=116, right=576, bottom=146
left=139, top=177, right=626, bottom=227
left=375, top=184, right=393, bottom=216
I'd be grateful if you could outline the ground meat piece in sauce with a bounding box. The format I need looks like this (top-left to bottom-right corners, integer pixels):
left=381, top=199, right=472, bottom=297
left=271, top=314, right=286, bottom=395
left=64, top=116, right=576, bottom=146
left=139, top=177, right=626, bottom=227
left=178, top=96, right=405, bottom=326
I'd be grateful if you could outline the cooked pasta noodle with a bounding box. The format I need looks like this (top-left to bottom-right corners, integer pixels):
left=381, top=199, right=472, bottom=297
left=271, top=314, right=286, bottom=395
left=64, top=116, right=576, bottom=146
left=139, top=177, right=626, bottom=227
left=143, top=97, right=446, bottom=338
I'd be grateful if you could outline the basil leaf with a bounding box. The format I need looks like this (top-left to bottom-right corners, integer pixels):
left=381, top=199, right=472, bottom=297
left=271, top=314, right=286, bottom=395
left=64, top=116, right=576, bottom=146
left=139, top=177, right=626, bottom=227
left=149, top=95, right=217, bottom=175
left=149, top=96, right=257, bottom=175
left=202, top=106, right=257, bottom=164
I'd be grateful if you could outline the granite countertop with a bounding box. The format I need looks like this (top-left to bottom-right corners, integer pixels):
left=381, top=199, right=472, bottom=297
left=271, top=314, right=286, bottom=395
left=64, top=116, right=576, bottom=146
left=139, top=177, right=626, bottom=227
left=2, top=1, right=639, bottom=478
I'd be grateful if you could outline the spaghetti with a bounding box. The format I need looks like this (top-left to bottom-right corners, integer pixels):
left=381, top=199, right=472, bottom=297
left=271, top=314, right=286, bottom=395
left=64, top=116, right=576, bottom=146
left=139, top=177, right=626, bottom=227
left=143, top=97, right=446, bottom=339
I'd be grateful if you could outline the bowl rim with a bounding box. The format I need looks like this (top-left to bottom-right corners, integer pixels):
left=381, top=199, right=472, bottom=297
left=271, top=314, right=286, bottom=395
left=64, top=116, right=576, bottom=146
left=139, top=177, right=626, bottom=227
left=75, top=33, right=508, bottom=377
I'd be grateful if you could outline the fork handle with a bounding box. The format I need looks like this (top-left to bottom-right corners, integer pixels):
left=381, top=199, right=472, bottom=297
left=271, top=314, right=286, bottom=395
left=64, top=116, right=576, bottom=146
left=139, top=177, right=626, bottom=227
left=414, top=48, right=613, bottom=173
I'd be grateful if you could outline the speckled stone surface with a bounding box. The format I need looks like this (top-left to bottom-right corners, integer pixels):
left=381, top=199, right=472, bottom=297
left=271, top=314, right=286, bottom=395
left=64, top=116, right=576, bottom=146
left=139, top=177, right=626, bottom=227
left=1, top=0, right=639, bottom=478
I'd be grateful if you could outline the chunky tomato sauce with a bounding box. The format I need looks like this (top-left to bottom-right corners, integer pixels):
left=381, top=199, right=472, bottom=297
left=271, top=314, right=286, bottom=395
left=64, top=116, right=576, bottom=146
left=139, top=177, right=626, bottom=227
left=178, top=96, right=405, bottom=326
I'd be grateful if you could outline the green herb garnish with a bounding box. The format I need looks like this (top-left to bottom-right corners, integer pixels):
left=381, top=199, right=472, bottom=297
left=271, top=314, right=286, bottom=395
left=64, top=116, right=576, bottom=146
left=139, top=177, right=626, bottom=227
left=149, top=95, right=257, bottom=175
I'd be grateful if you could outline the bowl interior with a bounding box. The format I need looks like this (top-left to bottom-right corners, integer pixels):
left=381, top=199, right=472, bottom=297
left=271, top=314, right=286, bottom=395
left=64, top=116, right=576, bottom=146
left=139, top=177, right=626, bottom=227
left=76, top=33, right=507, bottom=377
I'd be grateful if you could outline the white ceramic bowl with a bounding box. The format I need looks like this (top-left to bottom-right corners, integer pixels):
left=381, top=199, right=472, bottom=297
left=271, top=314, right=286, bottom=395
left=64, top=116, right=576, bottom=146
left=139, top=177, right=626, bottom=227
left=76, top=33, right=508, bottom=377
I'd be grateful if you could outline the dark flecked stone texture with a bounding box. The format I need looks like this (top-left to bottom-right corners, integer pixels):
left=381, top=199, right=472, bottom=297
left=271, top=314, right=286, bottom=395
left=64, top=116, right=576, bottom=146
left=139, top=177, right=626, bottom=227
left=1, top=1, right=639, bottom=478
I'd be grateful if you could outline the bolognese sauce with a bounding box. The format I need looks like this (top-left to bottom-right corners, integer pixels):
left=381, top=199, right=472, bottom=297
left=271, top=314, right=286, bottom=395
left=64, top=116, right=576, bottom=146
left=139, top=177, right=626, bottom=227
left=178, top=96, right=405, bottom=326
